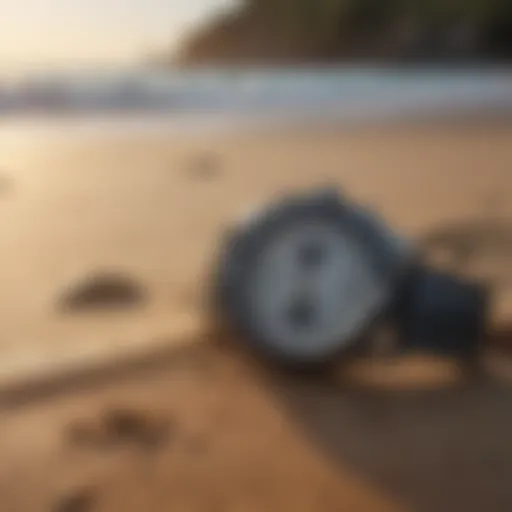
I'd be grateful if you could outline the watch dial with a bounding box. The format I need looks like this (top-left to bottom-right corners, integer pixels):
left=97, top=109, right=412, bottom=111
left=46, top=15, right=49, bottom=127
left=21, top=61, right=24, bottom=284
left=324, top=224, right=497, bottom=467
left=249, top=220, right=387, bottom=358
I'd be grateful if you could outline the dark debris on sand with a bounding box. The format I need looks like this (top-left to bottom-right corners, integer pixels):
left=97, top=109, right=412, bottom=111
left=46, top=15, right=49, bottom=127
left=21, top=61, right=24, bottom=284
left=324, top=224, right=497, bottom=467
left=57, top=272, right=146, bottom=313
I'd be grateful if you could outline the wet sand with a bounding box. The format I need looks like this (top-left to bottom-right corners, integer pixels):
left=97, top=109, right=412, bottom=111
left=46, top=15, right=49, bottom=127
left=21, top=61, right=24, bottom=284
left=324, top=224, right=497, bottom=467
left=0, top=119, right=512, bottom=511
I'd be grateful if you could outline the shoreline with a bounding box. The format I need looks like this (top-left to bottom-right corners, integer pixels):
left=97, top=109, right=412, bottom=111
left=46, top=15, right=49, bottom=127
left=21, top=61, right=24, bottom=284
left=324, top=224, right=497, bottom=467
left=3, top=104, right=512, bottom=142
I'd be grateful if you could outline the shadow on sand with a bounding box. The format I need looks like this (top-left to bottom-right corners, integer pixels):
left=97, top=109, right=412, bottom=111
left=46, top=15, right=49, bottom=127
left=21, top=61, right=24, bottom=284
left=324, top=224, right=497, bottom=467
left=256, top=320, right=512, bottom=512
left=3, top=330, right=512, bottom=511
left=263, top=367, right=512, bottom=511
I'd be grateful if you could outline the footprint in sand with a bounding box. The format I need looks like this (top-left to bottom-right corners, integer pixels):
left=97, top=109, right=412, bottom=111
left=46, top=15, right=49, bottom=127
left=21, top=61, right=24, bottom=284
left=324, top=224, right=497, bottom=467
left=67, top=407, right=174, bottom=452
left=57, top=272, right=147, bottom=313
left=53, top=488, right=96, bottom=512
left=420, top=219, right=512, bottom=287
left=186, top=151, right=222, bottom=181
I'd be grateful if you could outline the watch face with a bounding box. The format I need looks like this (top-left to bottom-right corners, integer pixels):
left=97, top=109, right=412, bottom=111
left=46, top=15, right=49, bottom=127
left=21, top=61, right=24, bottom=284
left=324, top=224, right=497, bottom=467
left=247, top=219, right=388, bottom=359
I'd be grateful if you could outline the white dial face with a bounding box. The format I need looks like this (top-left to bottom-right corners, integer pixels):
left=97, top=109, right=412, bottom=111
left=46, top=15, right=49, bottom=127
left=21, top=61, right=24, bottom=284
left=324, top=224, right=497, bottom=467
left=249, top=220, right=387, bottom=358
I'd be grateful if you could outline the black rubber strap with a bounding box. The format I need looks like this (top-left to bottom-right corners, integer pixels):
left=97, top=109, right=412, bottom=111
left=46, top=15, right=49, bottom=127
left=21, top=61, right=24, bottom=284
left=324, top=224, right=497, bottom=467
left=396, top=266, right=489, bottom=357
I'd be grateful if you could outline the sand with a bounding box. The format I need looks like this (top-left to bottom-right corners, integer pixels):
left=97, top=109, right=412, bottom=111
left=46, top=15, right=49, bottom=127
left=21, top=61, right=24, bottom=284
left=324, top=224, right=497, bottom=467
left=2, top=343, right=512, bottom=512
left=0, top=118, right=512, bottom=511
left=1, top=120, right=511, bottom=350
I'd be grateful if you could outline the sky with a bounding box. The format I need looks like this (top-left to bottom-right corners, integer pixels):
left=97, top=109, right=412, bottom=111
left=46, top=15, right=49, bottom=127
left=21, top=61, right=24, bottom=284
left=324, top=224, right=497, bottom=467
left=0, top=0, right=239, bottom=73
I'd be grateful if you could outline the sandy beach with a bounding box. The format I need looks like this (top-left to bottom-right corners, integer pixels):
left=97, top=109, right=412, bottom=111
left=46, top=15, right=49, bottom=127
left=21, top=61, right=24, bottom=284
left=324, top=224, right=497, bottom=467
left=1, top=118, right=512, bottom=511
left=1, top=119, right=511, bottom=348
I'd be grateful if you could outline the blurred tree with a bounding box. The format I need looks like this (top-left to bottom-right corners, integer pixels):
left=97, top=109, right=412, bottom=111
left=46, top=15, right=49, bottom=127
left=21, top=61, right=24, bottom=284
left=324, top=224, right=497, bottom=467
left=176, top=0, right=512, bottom=65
